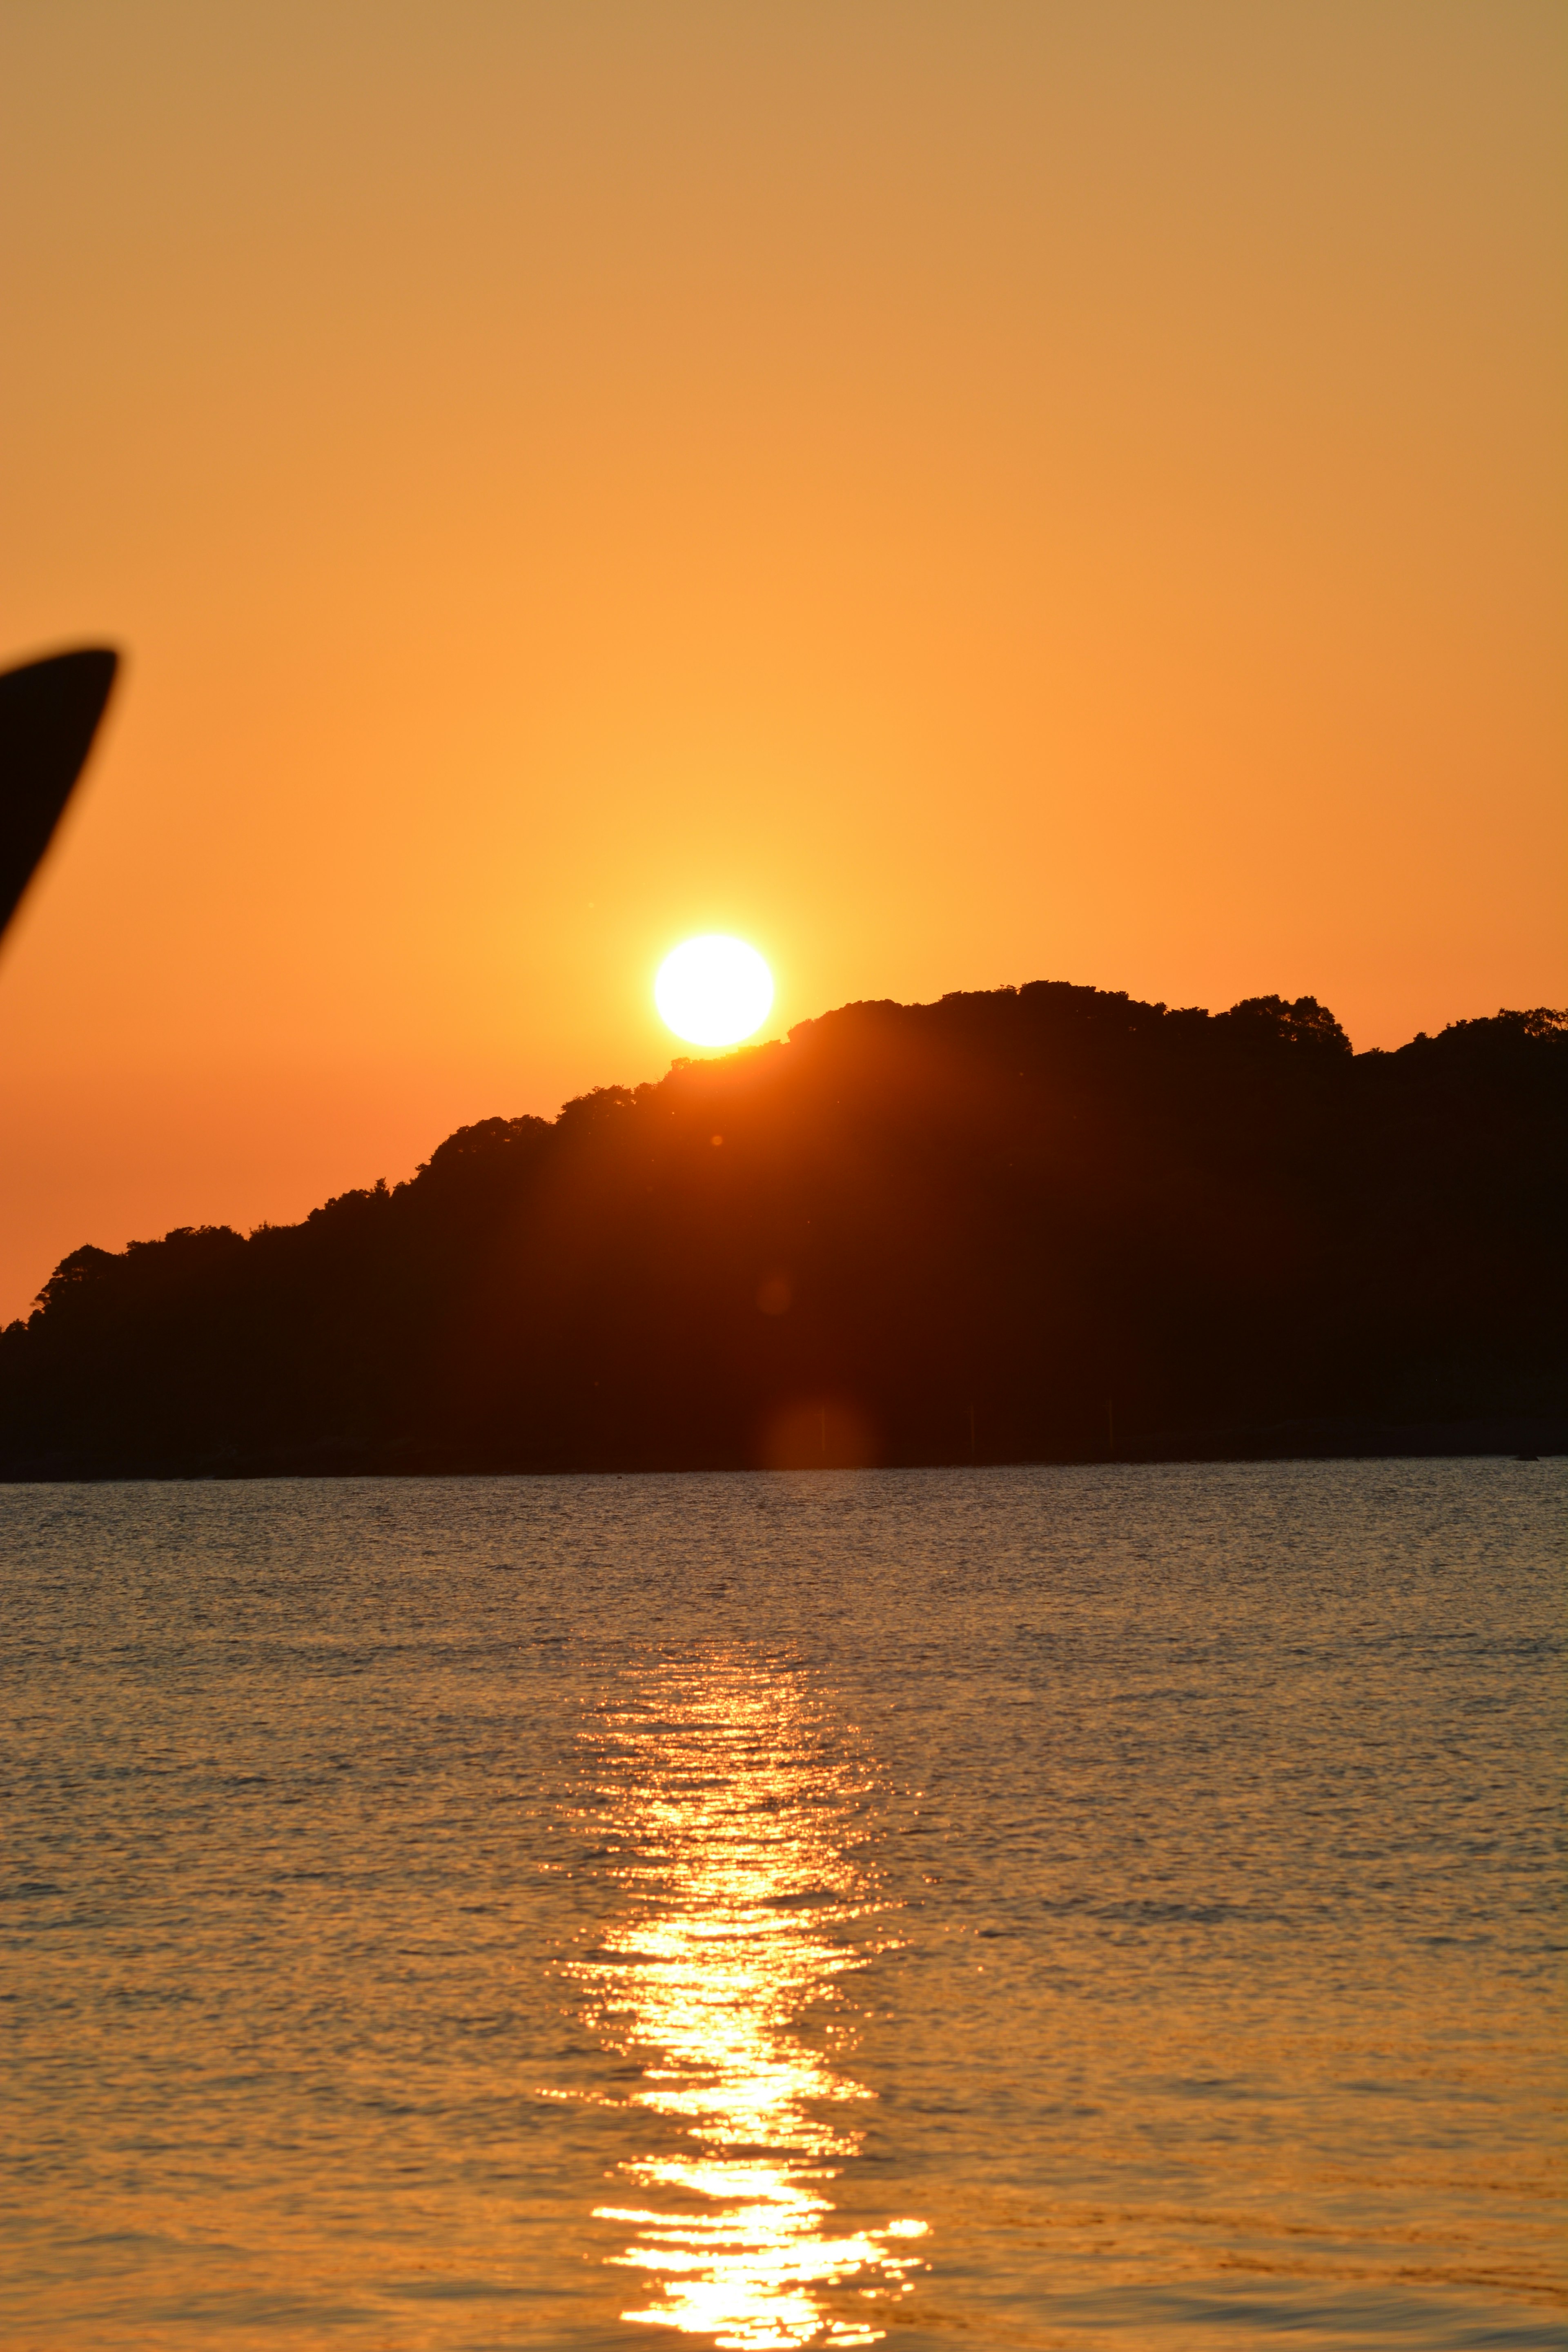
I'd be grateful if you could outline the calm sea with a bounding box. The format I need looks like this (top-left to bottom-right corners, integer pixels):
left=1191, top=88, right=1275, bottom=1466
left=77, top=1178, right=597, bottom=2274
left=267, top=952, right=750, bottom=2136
left=1, top=1464, right=1562, bottom=2351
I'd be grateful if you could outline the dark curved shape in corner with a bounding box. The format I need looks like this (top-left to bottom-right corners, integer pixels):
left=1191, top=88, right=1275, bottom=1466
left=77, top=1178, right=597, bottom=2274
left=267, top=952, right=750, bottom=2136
left=0, top=646, right=119, bottom=941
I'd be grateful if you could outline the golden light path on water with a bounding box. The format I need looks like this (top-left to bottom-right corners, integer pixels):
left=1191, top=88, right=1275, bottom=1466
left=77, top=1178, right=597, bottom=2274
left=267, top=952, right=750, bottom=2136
left=570, top=1654, right=927, bottom=2348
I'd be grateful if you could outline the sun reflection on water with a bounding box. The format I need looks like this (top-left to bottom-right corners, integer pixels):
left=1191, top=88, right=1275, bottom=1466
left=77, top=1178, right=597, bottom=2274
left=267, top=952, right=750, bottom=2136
left=571, top=1654, right=927, bottom=2348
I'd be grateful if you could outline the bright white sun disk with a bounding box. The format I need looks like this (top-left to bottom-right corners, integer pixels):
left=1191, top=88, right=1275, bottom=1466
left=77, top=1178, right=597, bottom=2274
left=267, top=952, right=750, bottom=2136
left=655, top=935, right=774, bottom=1047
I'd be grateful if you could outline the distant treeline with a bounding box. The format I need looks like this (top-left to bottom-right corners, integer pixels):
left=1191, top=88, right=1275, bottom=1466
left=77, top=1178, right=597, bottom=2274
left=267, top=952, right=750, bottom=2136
left=3, top=983, right=1564, bottom=1477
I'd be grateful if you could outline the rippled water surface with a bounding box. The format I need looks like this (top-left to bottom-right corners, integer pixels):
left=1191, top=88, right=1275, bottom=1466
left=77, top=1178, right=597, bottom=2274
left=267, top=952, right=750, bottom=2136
left=2, top=1463, right=1562, bottom=2349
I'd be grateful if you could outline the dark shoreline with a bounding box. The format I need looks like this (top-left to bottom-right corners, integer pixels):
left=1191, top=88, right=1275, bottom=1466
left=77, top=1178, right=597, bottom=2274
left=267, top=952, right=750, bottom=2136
left=3, top=1416, right=1561, bottom=1483
left=7, top=986, right=1562, bottom=1481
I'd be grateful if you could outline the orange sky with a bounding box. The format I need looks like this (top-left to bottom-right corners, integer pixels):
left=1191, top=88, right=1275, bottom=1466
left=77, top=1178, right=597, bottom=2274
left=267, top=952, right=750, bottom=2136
left=2, top=0, right=1563, bottom=1322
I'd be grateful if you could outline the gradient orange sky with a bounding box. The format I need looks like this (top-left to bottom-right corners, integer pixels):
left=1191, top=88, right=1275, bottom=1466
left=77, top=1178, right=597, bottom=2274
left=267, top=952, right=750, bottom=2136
left=2, top=1, right=1563, bottom=1322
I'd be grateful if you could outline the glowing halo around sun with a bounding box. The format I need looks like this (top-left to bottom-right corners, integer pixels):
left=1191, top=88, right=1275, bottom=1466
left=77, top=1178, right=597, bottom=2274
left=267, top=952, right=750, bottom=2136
left=655, top=935, right=774, bottom=1048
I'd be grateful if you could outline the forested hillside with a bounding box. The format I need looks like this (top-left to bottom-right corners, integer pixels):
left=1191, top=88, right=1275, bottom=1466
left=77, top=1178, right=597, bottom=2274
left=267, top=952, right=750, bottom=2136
left=3, top=983, right=1563, bottom=1476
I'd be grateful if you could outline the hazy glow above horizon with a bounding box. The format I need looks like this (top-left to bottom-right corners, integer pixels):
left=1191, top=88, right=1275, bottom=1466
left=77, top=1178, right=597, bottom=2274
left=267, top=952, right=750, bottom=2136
left=655, top=937, right=774, bottom=1048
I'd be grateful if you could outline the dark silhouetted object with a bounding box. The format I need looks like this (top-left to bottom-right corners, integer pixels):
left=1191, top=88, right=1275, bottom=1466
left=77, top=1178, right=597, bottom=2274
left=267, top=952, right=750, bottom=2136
left=1, top=984, right=1564, bottom=1476
left=0, top=647, right=118, bottom=940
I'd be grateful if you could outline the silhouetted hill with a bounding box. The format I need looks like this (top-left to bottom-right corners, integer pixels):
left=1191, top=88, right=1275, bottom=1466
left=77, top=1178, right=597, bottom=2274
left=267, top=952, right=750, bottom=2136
left=3, top=983, right=1564, bottom=1476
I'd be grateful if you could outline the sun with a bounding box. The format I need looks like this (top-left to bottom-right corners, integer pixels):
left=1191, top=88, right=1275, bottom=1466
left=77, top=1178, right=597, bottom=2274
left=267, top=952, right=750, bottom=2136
left=655, top=935, right=774, bottom=1048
